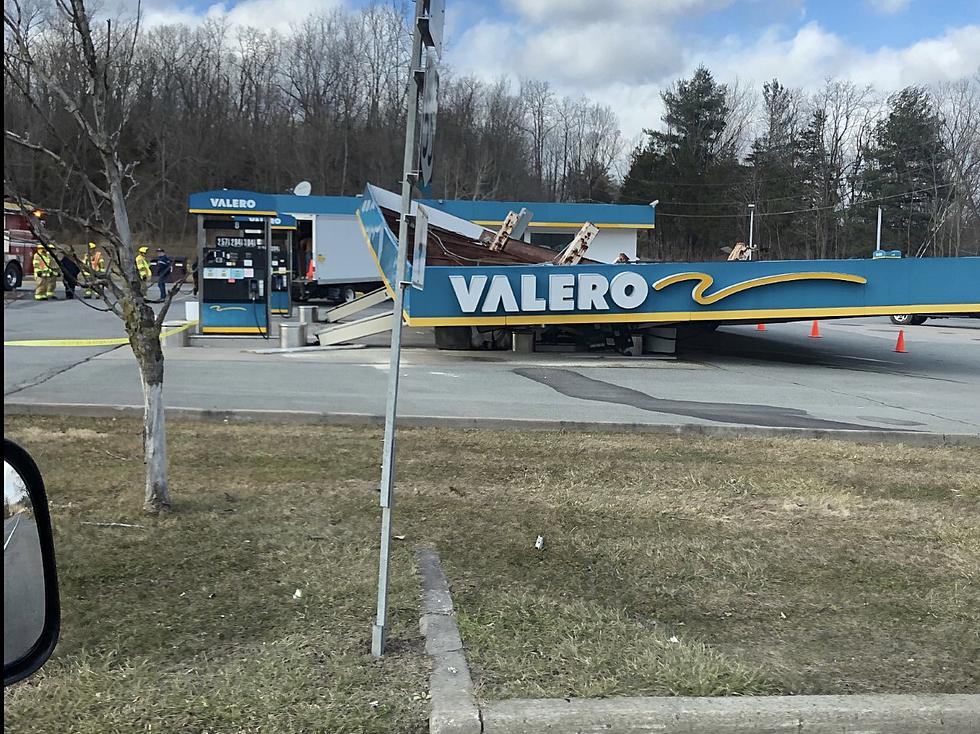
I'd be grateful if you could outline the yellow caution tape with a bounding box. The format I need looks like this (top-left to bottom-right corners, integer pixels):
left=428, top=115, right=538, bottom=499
left=4, top=320, right=199, bottom=347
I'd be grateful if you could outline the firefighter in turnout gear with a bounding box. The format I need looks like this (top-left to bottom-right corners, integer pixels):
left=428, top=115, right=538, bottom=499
left=83, top=242, right=105, bottom=298
left=136, top=246, right=152, bottom=295
left=32, top=244, right=59, bottom=300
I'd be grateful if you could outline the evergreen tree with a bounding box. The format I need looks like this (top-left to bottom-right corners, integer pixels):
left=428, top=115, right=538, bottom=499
left=794, top=108, right=835, bottom=258
left=746, top=80, right=803, bottom=258
left=566, top=160, right=615, bottom=203
left=861, top=87, right=950, bottom=255
left=621, top=66, right=739, bottom=259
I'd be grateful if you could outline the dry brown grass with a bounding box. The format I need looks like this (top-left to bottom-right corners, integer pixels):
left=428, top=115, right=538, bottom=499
left=3, top=416, right=978, bottom=732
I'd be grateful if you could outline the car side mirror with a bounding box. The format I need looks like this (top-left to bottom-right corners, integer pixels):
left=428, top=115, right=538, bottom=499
left=4, top=438, right=60, bottom=687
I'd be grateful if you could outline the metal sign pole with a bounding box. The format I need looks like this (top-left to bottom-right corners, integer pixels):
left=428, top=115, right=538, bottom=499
left=876, top=206, right=883, bottom=254
left=372, top=9, right=425, bottom=659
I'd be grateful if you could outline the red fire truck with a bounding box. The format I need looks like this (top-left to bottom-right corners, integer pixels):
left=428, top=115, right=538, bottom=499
left=4, top=198, right=43, bottom=290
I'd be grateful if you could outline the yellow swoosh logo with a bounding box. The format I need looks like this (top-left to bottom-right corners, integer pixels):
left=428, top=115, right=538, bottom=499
left=209, top=305, right=248, bottom=313
left=652, top=271, right=867, bottom=306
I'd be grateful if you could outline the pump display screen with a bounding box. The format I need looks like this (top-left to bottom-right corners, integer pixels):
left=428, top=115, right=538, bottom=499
left=201, top=223, right=269, bottom=304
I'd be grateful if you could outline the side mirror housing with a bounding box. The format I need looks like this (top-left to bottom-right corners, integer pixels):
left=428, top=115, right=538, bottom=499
left=4, top=438, right=60, bottom=686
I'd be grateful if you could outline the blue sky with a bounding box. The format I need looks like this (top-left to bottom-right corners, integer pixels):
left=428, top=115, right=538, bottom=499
left=141, top=0, right=979, bottom=140
left=678, top=0, right=978, bottom=50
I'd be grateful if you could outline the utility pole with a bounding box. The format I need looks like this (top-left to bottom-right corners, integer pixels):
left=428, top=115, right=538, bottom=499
left=747, top=203, right=756, bottom=261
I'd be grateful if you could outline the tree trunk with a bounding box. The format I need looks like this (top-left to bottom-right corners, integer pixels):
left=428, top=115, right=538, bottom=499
left=127, top=305, right=171, bottom=514
left=104, top=153, right=172, bottom=513
left=141, top=372, right=169, bottom=514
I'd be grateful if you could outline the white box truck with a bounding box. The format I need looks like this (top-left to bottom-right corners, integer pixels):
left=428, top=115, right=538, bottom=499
left=281, top=198, right=383, bottom=304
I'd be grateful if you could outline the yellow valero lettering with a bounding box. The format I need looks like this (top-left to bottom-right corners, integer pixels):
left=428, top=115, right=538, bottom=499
left=652, top=271, right=867, bottom=306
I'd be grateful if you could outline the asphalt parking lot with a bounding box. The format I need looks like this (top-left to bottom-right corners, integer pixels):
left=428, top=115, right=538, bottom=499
left=4, top=284, right=979, bottom=434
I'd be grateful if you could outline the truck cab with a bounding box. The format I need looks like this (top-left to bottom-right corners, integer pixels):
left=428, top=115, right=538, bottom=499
left=4, top=199, right=43, bottom=291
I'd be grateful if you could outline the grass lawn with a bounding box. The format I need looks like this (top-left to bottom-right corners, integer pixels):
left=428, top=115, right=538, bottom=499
left=3, top=417, right=430, bottom=734
left=3, top=417, right=978, bottom=732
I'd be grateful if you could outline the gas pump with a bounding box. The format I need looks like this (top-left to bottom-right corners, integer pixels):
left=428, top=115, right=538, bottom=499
left=188, top=191, right=278, bottom=335
left=269, top=214, right=296, bottom=315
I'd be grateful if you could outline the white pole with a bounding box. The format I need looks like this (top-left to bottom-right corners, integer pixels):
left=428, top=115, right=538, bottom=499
left=748, top=203, right=756, bottom=261
left=372, top=6, right=423, bottom=659
left=876, top=206, right=882, bottom=254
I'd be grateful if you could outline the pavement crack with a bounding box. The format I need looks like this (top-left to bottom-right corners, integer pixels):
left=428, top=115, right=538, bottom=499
left=3, top=345, right=122, bottom=398
left=761, top=375, right=980, bottom=430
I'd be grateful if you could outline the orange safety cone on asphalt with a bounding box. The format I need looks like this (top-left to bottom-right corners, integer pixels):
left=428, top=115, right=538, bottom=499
left=756, top=323, right=766, bottom=331
left=809, top=320, right=822, bottom=338
left=894, top=329, right=907, bottom=353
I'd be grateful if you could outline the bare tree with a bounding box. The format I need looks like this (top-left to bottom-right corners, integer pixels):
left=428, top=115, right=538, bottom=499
left=935, top=75, right=980, bottom=255
left=4, top=0, right=178, bottom=513
left=518, top=78, right=555, bottom=193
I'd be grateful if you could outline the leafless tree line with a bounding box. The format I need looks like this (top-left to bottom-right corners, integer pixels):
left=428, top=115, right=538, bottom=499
left=4, top=2, right=978, bottom=261
left=4, top=2, right=624, bottom=246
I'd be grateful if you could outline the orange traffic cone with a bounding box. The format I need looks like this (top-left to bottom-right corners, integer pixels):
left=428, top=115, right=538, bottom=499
left=894, top=330, right=906, bottom=353
left=305, top=259, right=315, bottom=280
left=809, top=320, right=822, bottom=338
left=756, top=323, right=766, bottom=331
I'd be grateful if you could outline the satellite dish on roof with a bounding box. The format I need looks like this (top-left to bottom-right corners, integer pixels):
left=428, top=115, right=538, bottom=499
left=293, top=181, right=312, bottom=197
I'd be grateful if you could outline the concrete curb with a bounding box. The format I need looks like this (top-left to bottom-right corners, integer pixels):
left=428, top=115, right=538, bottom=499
left=5, top=402, right=980, bottom=446
left=418, top=551, right=979, bottom=734
left=481, top=694, right=980, bottom=733
left=415, top=547, right=481, bottom=734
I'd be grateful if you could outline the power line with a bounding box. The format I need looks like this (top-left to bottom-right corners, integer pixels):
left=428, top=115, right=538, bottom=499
left=653, top=184, right=954, bottom=219
left=653, top=163, right=953, bottom=208
left=623, top=138, right=953, bottom=192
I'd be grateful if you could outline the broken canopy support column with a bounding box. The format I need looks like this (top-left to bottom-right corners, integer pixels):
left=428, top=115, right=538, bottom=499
left=487, top=207, right=533, bottom=252
left=556, top=222, right=598, bottom=265
left=488, top=210, right=520, bottom=252
left=321, top=287, right=392, bottom=323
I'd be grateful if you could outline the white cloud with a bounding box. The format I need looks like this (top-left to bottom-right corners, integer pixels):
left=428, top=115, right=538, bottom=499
left=868, top=0, right=911, bottom=14
left=139, top=0, right=342, bottom=31
left=212, top=0, right=342, bottom=31
left=503, top=0, right=735, bottom=25
left=703, top=23, right=980, bottom=93
left=449, top=0, right=980, bottom=142
left=448, top=14, right=686, bottom=89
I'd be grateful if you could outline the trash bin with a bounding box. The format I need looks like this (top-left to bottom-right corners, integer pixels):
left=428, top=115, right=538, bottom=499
left=279, top=322, right=306, bottom=349
left=161, top=321, right=190, bottom=348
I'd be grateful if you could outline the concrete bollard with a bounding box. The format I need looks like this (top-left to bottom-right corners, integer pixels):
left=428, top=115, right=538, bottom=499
left=279, top=322, right=307, bottom=349
left=161, top=321, right=190, bottom=348
left=512, top=331, right=535, bottom=354
left=184, top=301, right=201, bottom=334
left=297, top=305, right=318, bottom=327
left=642, top=327, right=678, bottom=355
